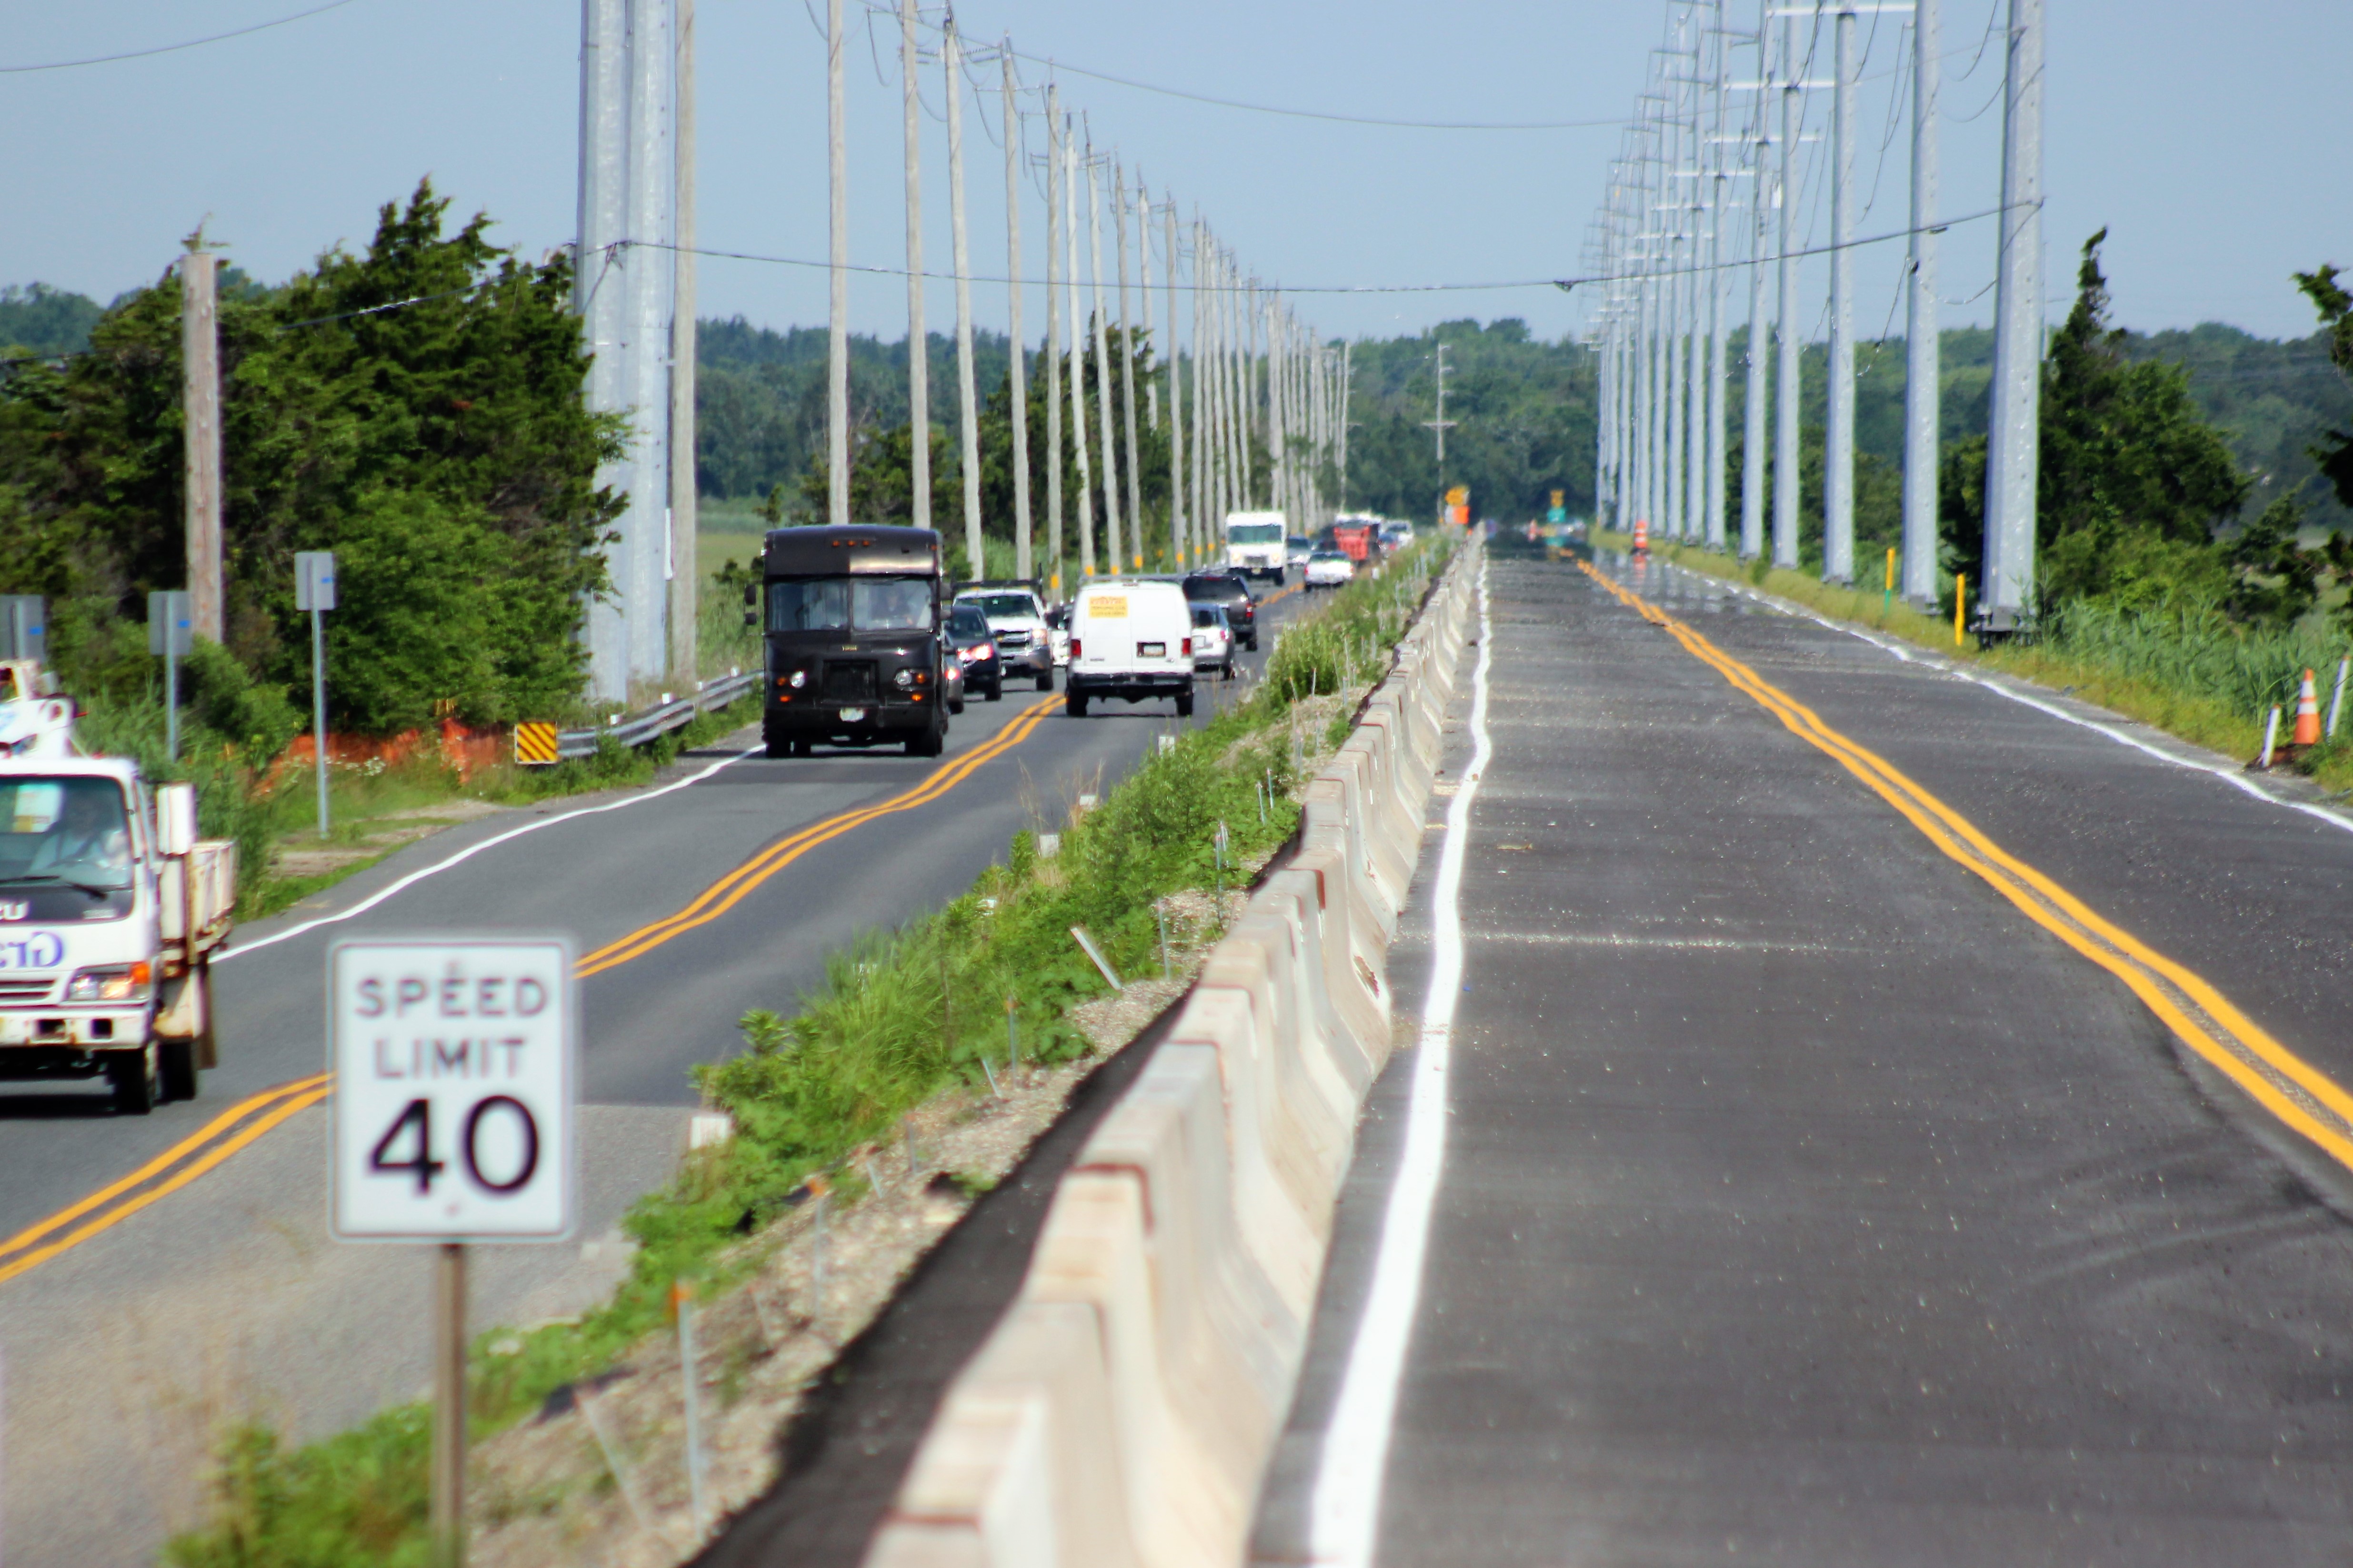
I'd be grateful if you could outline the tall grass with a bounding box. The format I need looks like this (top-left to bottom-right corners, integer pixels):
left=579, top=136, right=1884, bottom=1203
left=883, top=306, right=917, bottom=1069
left=2043, top=599, right=2344, bottom=723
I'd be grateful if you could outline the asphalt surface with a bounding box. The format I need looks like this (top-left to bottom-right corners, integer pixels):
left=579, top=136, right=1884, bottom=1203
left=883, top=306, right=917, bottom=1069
left=0, top=582, right=1305, bottom=1568
left=1257, top=552, right=2353, bottom=1566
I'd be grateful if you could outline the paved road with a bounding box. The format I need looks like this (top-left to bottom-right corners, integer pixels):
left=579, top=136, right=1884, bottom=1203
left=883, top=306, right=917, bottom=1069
left=1259, top=552, right=2353, bottom=1566
left=0, top=582, right=1305, bottom=1567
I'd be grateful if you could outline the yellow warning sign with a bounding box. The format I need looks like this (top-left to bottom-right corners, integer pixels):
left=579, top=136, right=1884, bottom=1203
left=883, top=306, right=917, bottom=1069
left=514, top=721, right=559, bottom=766
left=1091, top=594, right=1128, bottom=619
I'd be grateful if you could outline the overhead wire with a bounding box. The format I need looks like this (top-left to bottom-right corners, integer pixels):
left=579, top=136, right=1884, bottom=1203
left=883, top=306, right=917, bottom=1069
left=0, top=0, right=369, bottom=74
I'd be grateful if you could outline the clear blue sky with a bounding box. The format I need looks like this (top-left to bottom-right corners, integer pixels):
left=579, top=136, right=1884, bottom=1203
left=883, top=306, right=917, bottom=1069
left=5, top=0, right=2347, bottom=347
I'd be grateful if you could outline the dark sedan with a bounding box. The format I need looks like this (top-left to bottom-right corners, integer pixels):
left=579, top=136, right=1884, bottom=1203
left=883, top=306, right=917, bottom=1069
left=944, top=602, right=1003, bottom=702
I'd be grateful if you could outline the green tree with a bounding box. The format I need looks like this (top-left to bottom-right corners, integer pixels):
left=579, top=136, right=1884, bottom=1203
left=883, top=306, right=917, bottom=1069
left=2292, top=264, right=2353, bottom=511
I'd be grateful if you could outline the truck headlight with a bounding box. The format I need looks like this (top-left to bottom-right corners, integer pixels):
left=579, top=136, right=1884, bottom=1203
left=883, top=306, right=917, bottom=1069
left=789, top=669, right=807, bottom=689
left=894, top=668, right=915, bottom=689
left=67, top=962, right=151, bottom=1003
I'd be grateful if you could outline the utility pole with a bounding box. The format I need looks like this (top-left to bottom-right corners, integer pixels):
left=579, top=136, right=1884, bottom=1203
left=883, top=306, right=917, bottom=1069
left=577, top=0, right=629, bottom=697
left=1002, top=44, right=1032, bottom=582
left=625, top=0, right=675, bottom=686
left=827, top=0, right=849, bottom=529
left=1338, top=339, right=1352, bottom=511
left=1114, top=160, right=1142, bottom=569
left=1266, top=300, right=1287, bottom=523
left=1772, top=9, right=1803, bottom=570
left=945, top=17, right=982, bottom=579
left=1740, top=116, right=1770, bottom=559
left=1705, top=7, right=1732, bottom=551
left=900, top=0, right=930, bottom=536
left=1423, top=340, right=1456, bottom=506
left=179, top=247, right=223, bottom=644
left=1086, top=140, right=1123, bottom=572
left=668, top=0, right=697, bottom=682
left=1983, top=0, right=2042, bottom=625
left=1166, top=198, right=1185, bottom=566
left=1063, top=120, right=1095, bottom=579
left=1902, top=0, right=1941, bottom=603
left=1824, top=3, right=1857, bottom=584
left=1044, top=89, right=1065, bottom=593
left=1139, top=179, right=1159, bottom=435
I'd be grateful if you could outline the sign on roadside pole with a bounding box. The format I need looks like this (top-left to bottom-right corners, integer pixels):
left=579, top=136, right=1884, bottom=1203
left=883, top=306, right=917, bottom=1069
left=295, top=552, right=337, bottom=839
left=330, top=936, right=576, bottom=1568
left=146, top=590, right=193, bottom=760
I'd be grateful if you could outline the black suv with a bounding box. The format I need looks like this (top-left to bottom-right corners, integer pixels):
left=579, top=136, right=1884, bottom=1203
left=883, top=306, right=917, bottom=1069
left=945, top=602, right=1003, bottom=702
left=1181, top=570, right=1259, bottom=651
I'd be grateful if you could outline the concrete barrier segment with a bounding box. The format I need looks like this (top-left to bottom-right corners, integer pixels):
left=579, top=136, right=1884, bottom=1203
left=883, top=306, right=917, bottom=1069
left=868, top=1301, right=1137, bottom=1568
left=1301, top=781, right=1397, bottom=946
left=1074, top=1044, right=1304, bottom=1411
left=1023, top=1174, right=1252, bottom=1568
left=1284, top=848, right=1393, bottom=1081
left=1166, top=987, right=1325, bottom=1322
left=1264, top=867, right=1382, bottom=1097
left=1342, top=721, right=1424, bottom=895
left=1327, top=748, right=1413, bottom=920
left=1196, top=937, right=1349, bottom=1235
left=1230, top=901, right=1360, bottom=1150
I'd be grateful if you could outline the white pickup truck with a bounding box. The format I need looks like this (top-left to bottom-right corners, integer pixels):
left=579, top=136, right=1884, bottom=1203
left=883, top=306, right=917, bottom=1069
left=0, top=660, right=236, bottom=1113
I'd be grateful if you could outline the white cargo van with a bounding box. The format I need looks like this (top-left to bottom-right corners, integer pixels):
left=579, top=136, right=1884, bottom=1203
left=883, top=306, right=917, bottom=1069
left=1065, top=580, right=1195, bottom=718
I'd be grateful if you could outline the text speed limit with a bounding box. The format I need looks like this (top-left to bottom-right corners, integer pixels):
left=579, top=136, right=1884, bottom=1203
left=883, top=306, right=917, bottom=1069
left=329, top=937, right=576, bottom=1240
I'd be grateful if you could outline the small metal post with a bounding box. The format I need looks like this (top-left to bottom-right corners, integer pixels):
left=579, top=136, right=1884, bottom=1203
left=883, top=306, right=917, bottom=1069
left=1156, top=901, right=1170, bottom=979
left=431, top=1241, right=467, bottom=1568
left=1005, top=993, right=1019, bottom=1070
left=676, top=1282, right=707, bottom=1536
left=2329, top=655, right=2349, bottom=739
left=164, top=640, right=179, bottom=762
left=979, top=1051, right=1001, bottom=1097
left=2262, top=705, right=2283, bottom=770
left=310, top=605, right=330, bottom=838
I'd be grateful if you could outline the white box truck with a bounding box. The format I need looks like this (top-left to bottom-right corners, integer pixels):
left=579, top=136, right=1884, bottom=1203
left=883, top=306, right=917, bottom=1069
left=1223, top=510, right=1288, bottom=583
left=0, top=660, right=236, bottom=1113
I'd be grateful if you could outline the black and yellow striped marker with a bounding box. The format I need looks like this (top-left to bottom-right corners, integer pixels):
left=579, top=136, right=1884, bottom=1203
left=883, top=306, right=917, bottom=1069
left=514, top=721, right=559, bottom=766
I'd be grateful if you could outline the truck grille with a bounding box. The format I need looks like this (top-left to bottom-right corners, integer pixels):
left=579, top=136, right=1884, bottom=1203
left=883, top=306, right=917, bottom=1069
left=0, top=978, right=55, bottom=1004
left=821, top=661, right=878, bottom=703
left=996, top=630, right=1031, bottom=649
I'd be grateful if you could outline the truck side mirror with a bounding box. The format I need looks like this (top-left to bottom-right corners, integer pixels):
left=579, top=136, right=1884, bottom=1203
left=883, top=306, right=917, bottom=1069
left=156, top=781, right=198, bottom=856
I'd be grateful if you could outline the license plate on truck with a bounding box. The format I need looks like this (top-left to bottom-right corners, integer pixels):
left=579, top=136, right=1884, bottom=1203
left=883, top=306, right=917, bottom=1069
left=840, top=707, right=867, bottom=722
left=1138, top=642, right=1165, bottom=657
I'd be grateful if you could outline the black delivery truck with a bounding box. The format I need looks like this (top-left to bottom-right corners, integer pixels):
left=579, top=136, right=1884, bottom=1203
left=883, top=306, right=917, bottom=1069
left=752, top=524, right=950, bottom=758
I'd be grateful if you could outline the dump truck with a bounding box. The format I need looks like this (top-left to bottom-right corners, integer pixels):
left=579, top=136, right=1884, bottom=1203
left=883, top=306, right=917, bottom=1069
left=0, top=659, right=235, bottom=1113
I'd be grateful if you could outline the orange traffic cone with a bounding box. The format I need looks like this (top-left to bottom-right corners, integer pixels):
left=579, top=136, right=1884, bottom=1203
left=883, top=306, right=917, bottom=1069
left=1633, top=519, right=1651, bottom=555
left=2294, top=667, right=2323, bottom=747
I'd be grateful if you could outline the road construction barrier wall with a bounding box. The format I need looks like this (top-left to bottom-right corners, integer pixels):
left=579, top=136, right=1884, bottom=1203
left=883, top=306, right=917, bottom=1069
left=865, top=539, right=1482, bottom=1568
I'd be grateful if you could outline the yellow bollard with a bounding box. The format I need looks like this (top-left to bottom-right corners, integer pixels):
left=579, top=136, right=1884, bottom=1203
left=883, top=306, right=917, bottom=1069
left=1883, top=547, right=1895, bottom=617
left=1953, top=573, right=1967, bottom=649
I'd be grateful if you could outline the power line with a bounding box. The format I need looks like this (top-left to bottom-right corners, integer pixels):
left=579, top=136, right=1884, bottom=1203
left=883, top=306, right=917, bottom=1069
left=0, top=0, right=369, bottom=74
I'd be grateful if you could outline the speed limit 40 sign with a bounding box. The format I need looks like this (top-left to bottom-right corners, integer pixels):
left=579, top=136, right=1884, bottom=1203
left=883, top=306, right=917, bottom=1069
left=330, top=937, right=576, bottom=1240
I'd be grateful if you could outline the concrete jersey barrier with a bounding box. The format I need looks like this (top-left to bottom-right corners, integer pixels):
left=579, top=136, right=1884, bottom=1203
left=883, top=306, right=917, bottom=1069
left=865, top=539, right=1483, bottom=1568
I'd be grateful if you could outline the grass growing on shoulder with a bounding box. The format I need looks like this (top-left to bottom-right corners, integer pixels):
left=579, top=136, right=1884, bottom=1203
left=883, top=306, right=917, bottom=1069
left=1603, top=532, right=2353, bottom=794
left=162, top=542, right=1449, bottom=1567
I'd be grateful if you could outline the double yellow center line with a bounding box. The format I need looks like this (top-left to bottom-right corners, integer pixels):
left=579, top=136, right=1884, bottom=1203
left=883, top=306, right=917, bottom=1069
left=1581, top=560, right=2353, bottom=1176
left=0, top=694, right=1062, bottom=1286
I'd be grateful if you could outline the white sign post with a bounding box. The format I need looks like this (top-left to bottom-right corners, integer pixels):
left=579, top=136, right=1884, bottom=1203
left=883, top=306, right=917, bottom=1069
left=330, top=936, right=575, bottom=1568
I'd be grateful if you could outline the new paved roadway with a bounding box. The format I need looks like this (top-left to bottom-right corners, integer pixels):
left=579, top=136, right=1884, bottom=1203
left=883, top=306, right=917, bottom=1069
left=0, top=583, right=1305, bottom=1567
left=1260, top=551, right=2353, bottom=1567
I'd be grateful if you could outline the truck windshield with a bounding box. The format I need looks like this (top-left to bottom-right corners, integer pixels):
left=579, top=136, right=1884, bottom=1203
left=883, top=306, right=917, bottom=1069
left=768, top=576, right=934, bottom=633
left=1227, top=522, right=1283, bottom=545
left=0, top=778, right=133, bottom=890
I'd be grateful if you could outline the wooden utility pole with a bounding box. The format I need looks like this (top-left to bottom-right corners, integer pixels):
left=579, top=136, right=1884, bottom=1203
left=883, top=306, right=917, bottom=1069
left=1003, top=44, right=1032, bottom=582
left=669, top=0, right=699, bottom=681
left=180, top=249, right=223, bottom=643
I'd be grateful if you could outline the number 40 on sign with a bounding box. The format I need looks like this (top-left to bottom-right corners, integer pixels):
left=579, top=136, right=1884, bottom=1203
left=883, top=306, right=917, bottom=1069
left=330, top=938, right=576, bottom=1240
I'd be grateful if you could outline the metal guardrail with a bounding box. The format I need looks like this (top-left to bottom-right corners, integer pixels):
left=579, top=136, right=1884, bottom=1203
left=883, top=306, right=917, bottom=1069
left=553, top=670, right=760, bottom=760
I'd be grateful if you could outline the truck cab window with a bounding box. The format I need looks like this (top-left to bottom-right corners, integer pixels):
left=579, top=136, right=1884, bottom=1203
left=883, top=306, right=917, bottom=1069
left=0, top=778, right=133, bottom=888
left=768, top=577, right=934, bottom=633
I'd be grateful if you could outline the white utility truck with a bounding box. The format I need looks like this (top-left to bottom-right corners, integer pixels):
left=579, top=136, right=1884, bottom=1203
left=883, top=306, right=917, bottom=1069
left=1223, top=510, right=1289, bottom=583
left=0, top=659, right=236, bottom=1113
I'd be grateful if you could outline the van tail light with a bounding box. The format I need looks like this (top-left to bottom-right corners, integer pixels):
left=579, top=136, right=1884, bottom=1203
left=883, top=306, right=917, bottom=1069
left=1181, top=638, right=1192, bottom=657
left=1070, top=637, right=1081, bottom=659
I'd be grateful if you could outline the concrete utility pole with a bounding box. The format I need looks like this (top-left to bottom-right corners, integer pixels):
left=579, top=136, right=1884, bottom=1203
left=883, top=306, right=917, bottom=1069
left=1665, top=117, right=1689, bottom=541
left=1902, top=0, right=1941, bottom=603
left=1823, top=5, right=1857, bottom=584
left=1266, top=300, right=1287, bottom=521
left=945, top=17, right=982, bottom=578
left=179, top=249, right=223, bottom=644
left=577, top=0, right=630, bottom=697
left=1424, top=340, right=1455, bottom=500
left=1166, top=198, right=1185, bottom=566
left=900, top=0, right=930, bottom=535
left=668, top=0, right=697, bottom=681
left=1772, top=10, right=1802, bottom=570
left=827, top=0, right=850, bottom=529
left=1044, top=89, right=1064, bottom=592
left=1139, top=179, right=1159, bottom=435
left=1063, top=120, right=1095, bottom=579
left=1114, top=160, right=1142, bottom=569
left=1192, top=220, right=1212, bottom=540
left=628, top=0, right=676, bottom=687
left=1740, top=117, right=1771, bottom=559
left=1003, top=45, right=1032, bottom=582
left=1086, top=142, right=1123, bottom=571
left=1338, top=339, right=1352, bottom=511
left=1705, top=11, right=1731, bottom=551
left=1983, top=0, right=2043, bottom=623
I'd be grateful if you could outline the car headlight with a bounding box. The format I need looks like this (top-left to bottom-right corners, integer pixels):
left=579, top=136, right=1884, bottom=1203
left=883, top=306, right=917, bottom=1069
left=67, top=962, right=151, bottom=1003
left=788, top=669, right=807, bottom=689
left=894, top=668, right=915, bottom=689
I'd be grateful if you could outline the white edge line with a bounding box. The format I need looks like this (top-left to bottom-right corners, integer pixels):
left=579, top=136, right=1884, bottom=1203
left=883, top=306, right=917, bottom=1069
left=218, top=746, right=757, bottom=961
left=1307, top=559, right=1493, bottom=1567
left=1664, top=559, right=2353, bottom=840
